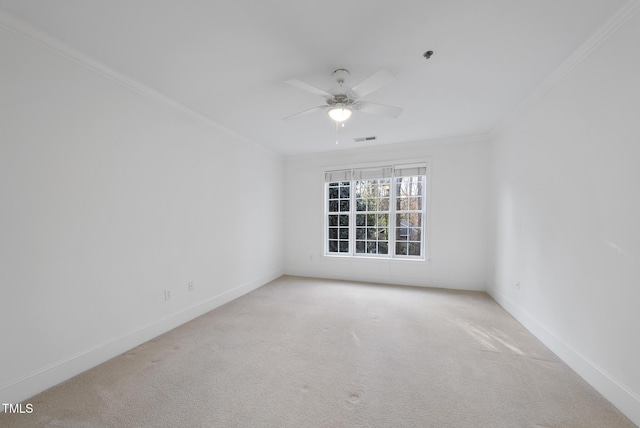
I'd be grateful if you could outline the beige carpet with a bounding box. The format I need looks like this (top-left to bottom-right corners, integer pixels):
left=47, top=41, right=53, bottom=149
left=1, top=276, right=635, bottom=427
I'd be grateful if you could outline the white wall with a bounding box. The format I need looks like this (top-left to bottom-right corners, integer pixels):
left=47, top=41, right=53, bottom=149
left=0, top=23, right=284, bottom=403
left=488, top=10, right=640, bottom=425
left=284, top=136, right=490, bottom=290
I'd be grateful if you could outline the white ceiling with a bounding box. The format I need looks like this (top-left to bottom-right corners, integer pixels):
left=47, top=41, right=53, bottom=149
left=0, top=0, right=628, bottom=156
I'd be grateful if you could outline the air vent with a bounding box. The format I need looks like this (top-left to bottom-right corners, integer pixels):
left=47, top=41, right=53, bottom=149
left=354, top=136, right=377, bottom=142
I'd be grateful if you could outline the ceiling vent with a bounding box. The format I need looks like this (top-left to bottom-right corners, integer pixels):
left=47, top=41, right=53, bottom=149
left=354, top=136, right=377, bottom=142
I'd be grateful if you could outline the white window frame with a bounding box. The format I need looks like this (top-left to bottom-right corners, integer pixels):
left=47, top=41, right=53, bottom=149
left=323, top=159, right=431, bottom=260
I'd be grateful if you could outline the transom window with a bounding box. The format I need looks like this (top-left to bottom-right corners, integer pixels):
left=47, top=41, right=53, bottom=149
left=325, top=164, right=427, bottom=259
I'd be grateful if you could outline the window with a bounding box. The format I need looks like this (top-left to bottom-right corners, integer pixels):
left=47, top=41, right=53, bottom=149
left=325, top=163, right=427, bottom=259
left=327, top=180, right=351, bottom=253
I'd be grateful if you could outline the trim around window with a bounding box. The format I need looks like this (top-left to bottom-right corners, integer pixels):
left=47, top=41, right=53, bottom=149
left=323, top=160, right=430, bottom=260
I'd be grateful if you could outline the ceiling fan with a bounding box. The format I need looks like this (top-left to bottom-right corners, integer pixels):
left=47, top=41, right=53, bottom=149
left=283, top=69, right=403, bottom=123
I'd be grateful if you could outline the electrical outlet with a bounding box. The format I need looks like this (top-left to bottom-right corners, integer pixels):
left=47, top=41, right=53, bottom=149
left=516, top=281, right=521, bottom=290
left=164, top=289, right=172, bottom=300
left=188, top=281, right=195, bottom=292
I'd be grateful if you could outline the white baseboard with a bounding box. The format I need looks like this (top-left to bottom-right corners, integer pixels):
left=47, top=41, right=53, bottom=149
left=0, top=270, right=283, bottom=404
left=283, top=267, right=486, bottom=291
left=488, top=288, right=640, bottom=426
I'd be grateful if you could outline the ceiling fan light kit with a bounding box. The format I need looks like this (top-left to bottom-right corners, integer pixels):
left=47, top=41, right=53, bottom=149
left=328, top=106, right=352, bottom=122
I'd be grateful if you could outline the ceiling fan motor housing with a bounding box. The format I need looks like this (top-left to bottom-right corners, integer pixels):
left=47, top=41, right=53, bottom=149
left=326, top=93, right=356, bottom=107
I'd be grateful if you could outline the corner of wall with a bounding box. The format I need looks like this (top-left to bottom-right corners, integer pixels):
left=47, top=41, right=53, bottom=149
left=487, top=289, right=640, bottom=425
left=0, top=269, right=283, bottom=404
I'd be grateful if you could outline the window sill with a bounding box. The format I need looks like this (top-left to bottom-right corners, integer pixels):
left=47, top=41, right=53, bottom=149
left=323, top=254, right=428, bottom=262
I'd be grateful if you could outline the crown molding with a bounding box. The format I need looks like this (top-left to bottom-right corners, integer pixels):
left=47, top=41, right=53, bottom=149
left=491, top=0, right=640, bottom=138
left=0, top=9, right=268, bottom=151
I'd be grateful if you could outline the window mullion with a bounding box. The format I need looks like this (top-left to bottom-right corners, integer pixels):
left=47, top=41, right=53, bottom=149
left=350, top=178, right=355, bottom=256
left=389, top=174, right=397, bottom=258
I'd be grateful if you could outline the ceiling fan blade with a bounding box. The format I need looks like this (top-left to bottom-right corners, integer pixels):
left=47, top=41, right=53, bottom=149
left=285, top=79, right=333, bottom=97
left=355, top=101, right=403, bottom=119
left=282, top=105, right=328, bottom=121
left=351, top=69, right=396, bottom=98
